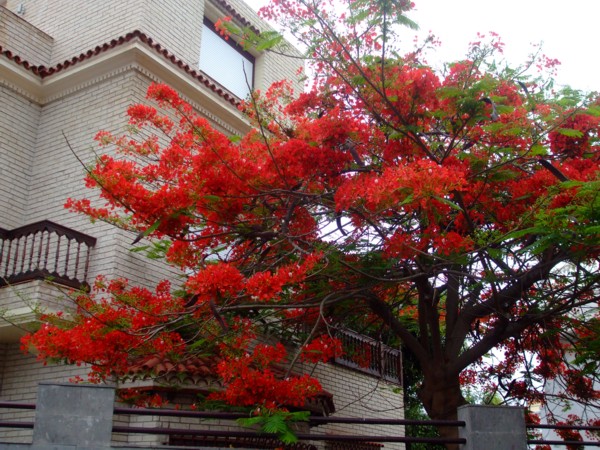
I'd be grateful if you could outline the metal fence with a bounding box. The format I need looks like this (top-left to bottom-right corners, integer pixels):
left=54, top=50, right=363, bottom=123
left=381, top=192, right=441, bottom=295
left=527, top=422, right=600, bottom=448
left=1, top=389, right=598, bottom=449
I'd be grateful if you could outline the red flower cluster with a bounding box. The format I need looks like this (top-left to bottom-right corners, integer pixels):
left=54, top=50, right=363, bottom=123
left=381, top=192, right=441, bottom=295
left=300, top=335, right=344, bottom=364
left=211, top=343, right=321, bottom=408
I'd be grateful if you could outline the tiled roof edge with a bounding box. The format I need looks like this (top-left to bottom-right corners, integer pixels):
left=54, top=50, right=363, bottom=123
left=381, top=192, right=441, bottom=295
left=213, top=0, right=261, bottom=35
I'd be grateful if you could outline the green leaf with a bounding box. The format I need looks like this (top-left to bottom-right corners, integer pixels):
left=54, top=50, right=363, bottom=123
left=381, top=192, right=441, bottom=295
left=585, top=105, right=600, bottom=117
left=580, top=225, right=600, bottom=236
left=289, top=411, right=310, bottom=421
left=395, top=14, right=419, bottom=30
left=432, top=196, right=462, bottom=211
left=147, top=239, right=172, bottom=259
left=256, top=32, right=284, bottom=51
left=262, top=415, right=287, bottom=434
left=489, top=169, right=519, bottom=182
left=237, top=416, right=264, bottom=427
left=529, top=144, right=547, bottom=156
left=129, top=245, right=150, bottom=253
left=237, top=410, right=309, bottom=445
left=504, top=226, right=543, bottom=240
left=482, top=122, right=505, bottom=133
left=350, top=9, right=371, bottom=23
left=279, top=430, right=299, bottom=444
left=144, top=219, right=162, bottom=236
left=485, top=247, right=504, bottom=259
left=557, top=128, right=584, bottom=138
left=437, top=86, right=463, bottom=99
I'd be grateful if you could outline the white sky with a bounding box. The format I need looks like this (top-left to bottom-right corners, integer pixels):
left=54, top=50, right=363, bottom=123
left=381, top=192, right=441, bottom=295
left=246, top=0, right=600, bottom=92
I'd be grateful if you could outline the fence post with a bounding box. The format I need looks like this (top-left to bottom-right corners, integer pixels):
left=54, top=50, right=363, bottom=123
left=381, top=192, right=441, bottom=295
left=32, top=382, right=115, bottom=448
left=457, top=405, right=527, bottom=450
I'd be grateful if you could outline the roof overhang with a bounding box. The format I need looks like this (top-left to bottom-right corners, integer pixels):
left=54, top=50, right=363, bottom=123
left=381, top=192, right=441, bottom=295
left=0, top=36, right=252, bottom=135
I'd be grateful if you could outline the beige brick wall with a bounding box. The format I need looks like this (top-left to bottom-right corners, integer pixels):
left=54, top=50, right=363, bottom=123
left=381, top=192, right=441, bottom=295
left=0, top=6, right=52, bottom=66
left=0, top=86, right=39, bottom=230
left=141, top=0, right=204, bottom=72
left=4, top=0, right=144, bottom=66
left=303, top=361, right=405, bottom=450
left=0, top=280, right=74, bottom=341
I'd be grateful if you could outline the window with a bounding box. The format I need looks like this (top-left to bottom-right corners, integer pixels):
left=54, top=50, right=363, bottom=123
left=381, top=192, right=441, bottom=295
left=199, top=18, right=255, bottom=99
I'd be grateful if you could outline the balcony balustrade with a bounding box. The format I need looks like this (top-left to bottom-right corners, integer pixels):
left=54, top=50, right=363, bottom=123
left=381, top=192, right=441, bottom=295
left=0, top=220, right=96, bottom=290
left=333, top=328, right=403, bottom=385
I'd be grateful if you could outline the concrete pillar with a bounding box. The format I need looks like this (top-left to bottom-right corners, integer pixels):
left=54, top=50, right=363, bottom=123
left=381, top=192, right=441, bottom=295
left=32, top=382, right=115, bottom=448
left=458, top=405, right=527, bottom=450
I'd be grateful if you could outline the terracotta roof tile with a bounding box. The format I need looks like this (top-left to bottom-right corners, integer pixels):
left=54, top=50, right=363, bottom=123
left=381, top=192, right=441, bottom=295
left=0, top=30, right=239, bottom=105
left=213, top=0, right=261, bottom=35
left=126, top=354, right=221, bottom=385
left=125, top=354, right=335, bottom=415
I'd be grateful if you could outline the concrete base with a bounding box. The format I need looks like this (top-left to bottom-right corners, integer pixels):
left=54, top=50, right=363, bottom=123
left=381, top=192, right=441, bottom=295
left=32, top=383, right=115, bottom=449
left=458, top=404, right=527, bottom=450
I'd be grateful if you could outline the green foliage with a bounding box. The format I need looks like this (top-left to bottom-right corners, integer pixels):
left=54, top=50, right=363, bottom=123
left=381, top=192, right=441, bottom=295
left=557, top=128, right=585, bottom=138
left=237, top=410, right=310, bottom=444
left=255, top=31, right=284, bottom=51
left=573, top=315, right=600, bottom=376
left=130, top=239, right=172, bottom=260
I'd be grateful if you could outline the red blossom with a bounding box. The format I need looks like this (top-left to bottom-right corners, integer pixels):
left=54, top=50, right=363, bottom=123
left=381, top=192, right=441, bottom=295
left=300, top=335, right=344, bottom=364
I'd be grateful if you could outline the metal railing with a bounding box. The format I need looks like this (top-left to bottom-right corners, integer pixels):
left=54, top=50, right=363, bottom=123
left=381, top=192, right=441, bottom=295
left=4, top=397, right=599, bottom=448
left=527, top=422, right=600, bottom=447
left=0, top=221, right=96, bottom=289
left=112, top=407, right=464, bottom=447
left=333, top=328, right=402, bottom=385
left=0, top=401, right=35, bottom=431
left=0, top=401, right=463, bottom=447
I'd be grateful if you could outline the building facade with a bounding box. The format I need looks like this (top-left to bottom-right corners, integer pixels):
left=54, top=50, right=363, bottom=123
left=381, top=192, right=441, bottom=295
left=0, top=1, right=404, bottom=447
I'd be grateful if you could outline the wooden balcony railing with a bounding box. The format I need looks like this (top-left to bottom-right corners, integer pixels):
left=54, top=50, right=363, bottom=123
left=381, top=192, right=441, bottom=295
left=0, top=220, right=96, bottom=289
left=333, top=328, right=403, bottom=385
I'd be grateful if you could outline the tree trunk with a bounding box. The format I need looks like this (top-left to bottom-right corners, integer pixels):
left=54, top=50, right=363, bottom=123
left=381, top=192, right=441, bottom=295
left=418, top=370, right=467, bottom=450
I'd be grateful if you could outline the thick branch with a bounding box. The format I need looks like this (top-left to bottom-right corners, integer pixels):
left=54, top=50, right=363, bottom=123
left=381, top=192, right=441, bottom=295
left=449, top=252, right=565, bottom=372
left=364, top=293, right=428, bottom=366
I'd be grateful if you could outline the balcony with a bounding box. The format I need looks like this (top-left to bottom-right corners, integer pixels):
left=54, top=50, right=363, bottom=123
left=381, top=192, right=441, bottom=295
left=0, top=221, right=96, bottom=341
left=0, top=220, right=96, bottom=290
left=333, top=328, right=403, bottom=385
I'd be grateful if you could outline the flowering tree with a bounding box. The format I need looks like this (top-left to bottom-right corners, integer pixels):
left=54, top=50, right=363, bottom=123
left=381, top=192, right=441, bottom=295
left=23, top=0, right=599, bottom=446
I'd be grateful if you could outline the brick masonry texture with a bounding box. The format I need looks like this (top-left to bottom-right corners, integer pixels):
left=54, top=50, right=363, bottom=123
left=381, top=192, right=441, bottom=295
left=0, top=6, right=52, bottom=66
left=0, top=85, right=39, bottom=229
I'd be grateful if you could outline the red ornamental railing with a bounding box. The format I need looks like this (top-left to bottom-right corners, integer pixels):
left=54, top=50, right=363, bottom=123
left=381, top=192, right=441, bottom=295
left=0, top=220, right=96, bottom=289
left=333, top=328, right=403, bottom=385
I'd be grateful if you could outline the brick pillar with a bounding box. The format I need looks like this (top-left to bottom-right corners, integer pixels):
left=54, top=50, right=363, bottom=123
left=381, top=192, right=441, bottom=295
left=458, top=405, right=527, bottom=450
left=32, top=382, right=115, bottom=448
